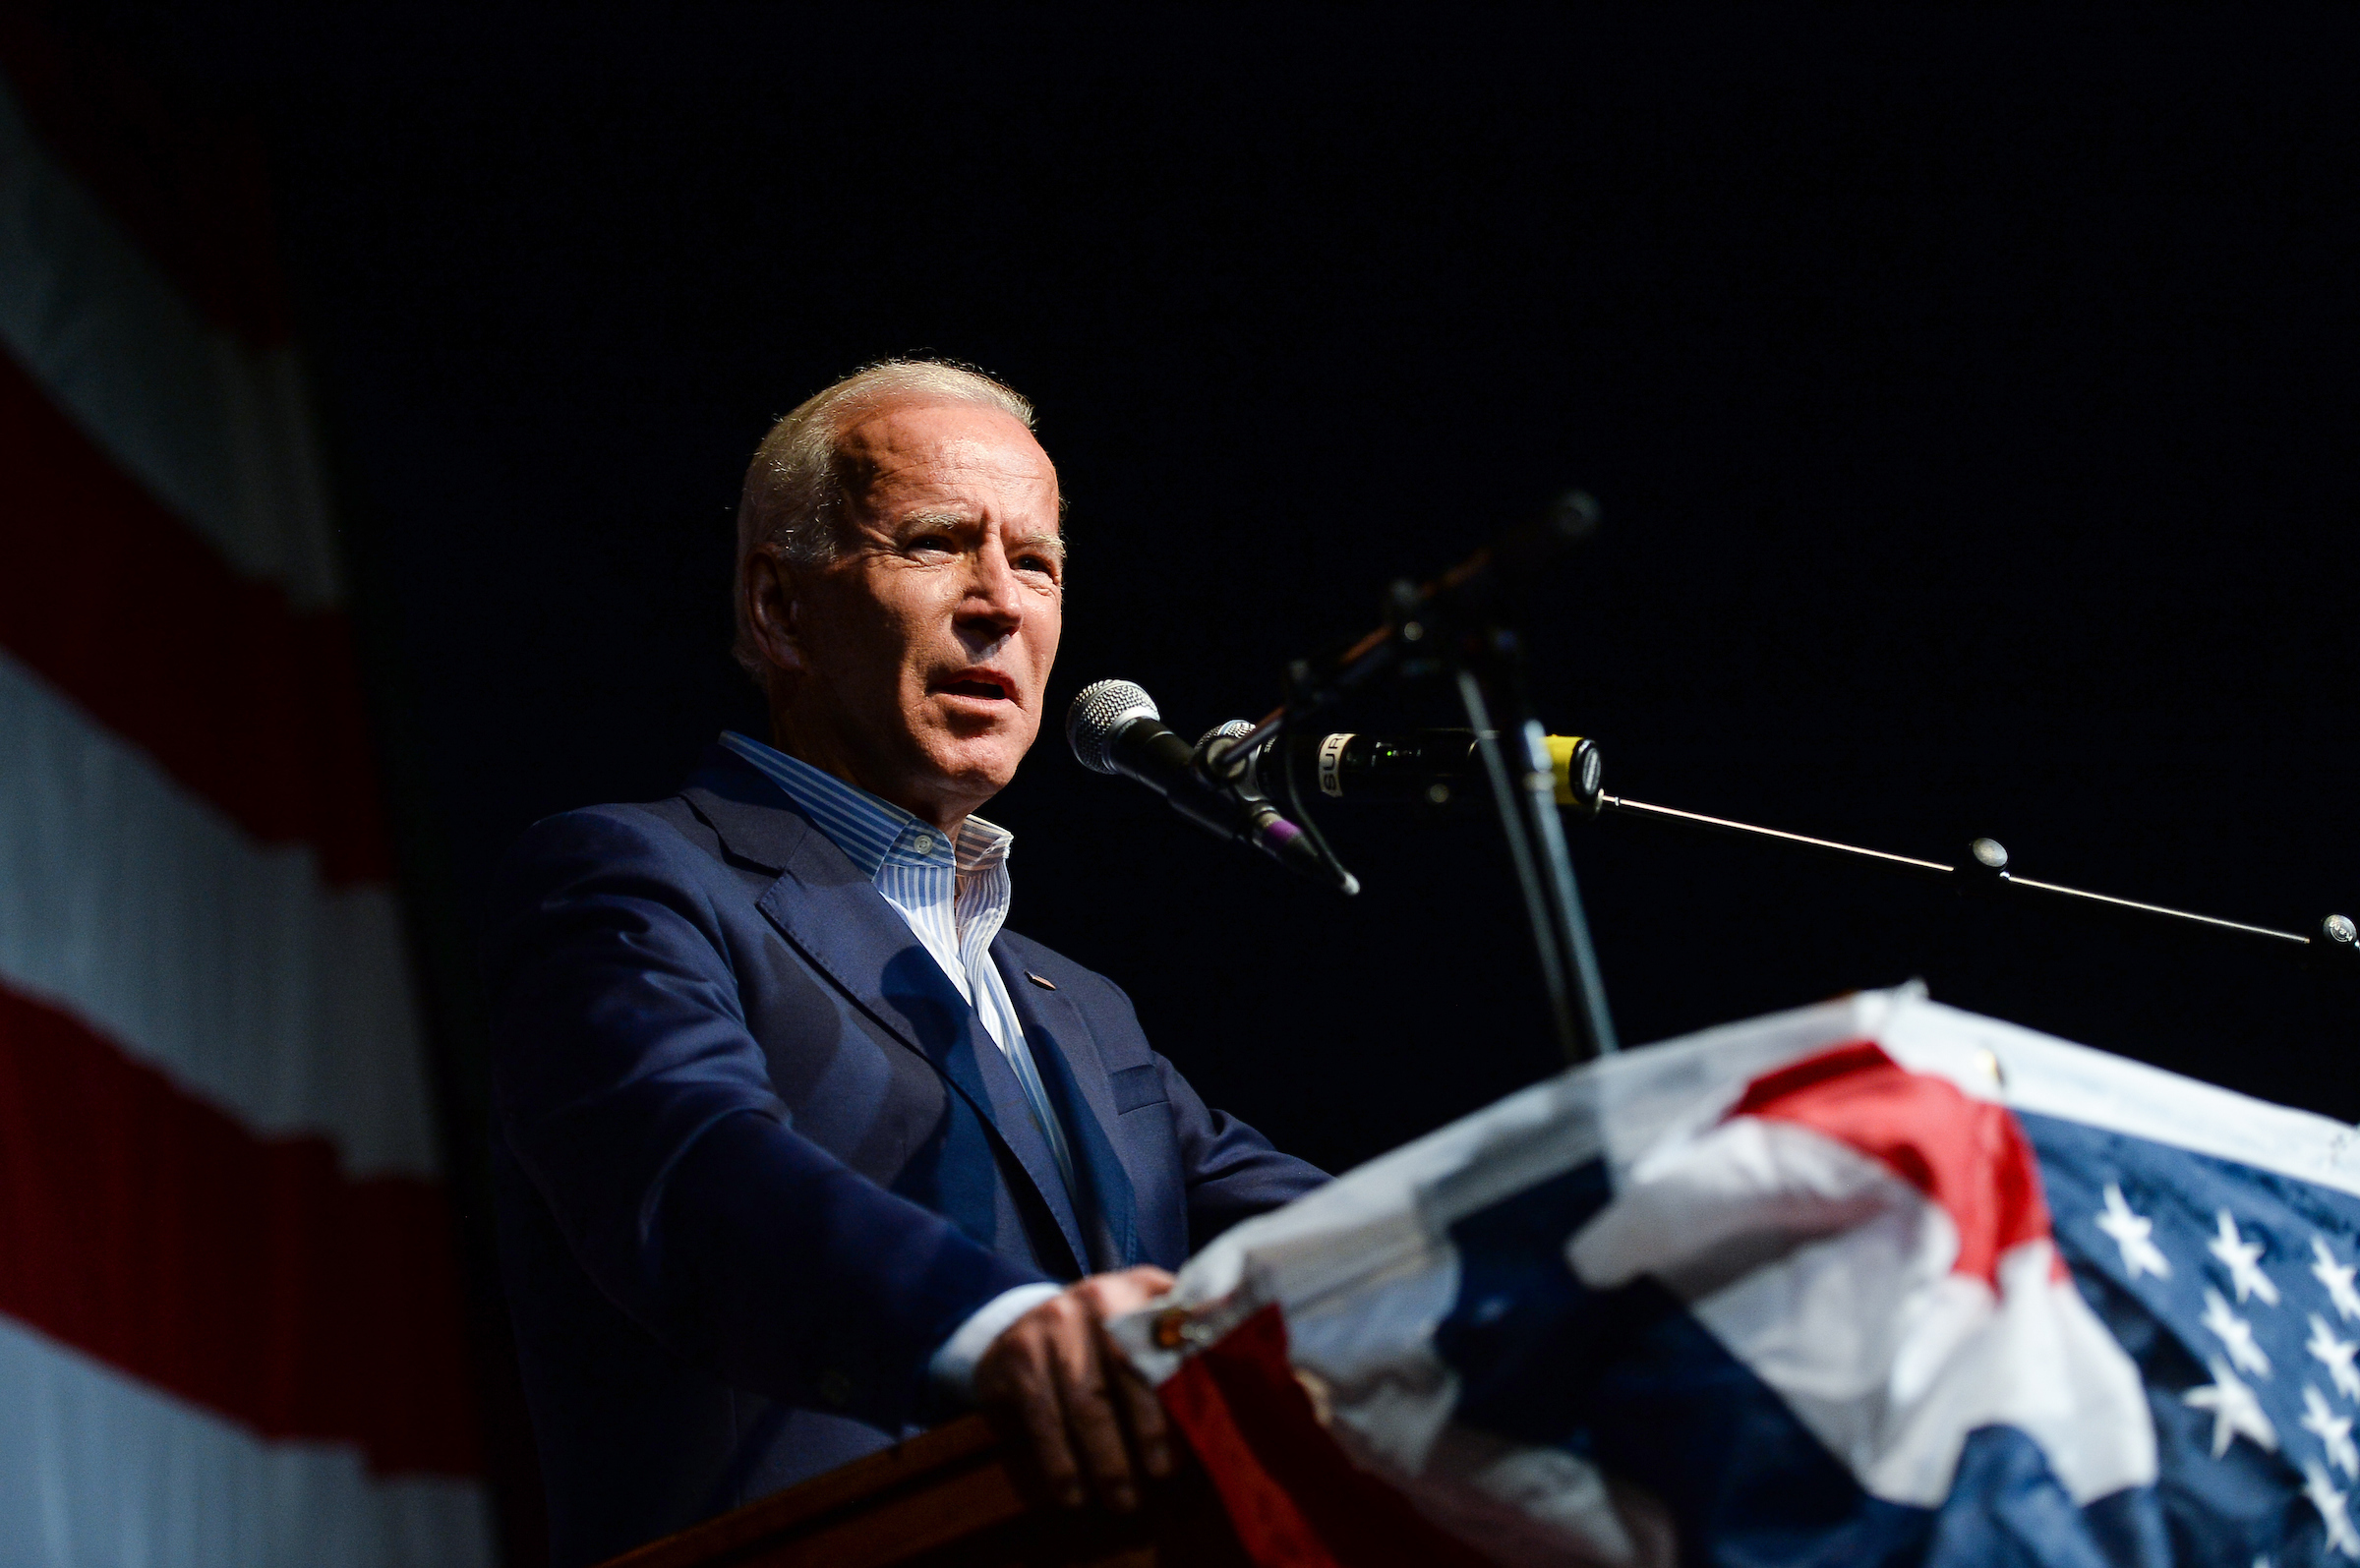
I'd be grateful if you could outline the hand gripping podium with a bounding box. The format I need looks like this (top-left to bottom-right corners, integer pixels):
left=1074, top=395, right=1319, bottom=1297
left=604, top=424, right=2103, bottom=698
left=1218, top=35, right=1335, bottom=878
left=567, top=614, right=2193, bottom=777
left=594, top=1414, right=1254, bottom=1568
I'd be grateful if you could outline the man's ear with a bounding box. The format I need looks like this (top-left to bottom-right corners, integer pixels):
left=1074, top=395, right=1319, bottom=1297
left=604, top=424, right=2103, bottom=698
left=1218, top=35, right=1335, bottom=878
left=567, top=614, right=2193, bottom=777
left=743, top=548, right=812, bottom=675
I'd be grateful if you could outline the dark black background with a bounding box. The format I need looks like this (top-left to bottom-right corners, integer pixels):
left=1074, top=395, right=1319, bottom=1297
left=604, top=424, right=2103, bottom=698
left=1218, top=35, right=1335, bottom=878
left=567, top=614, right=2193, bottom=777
left=147, top=7, right=2360, bottom=1170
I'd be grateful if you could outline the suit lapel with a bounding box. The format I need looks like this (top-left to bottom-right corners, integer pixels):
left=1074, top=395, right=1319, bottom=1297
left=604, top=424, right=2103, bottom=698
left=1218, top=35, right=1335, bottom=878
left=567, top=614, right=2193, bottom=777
left=995, top=946, right=1143, bottom=1270
left=684, top=760, right=1089, bottom=1275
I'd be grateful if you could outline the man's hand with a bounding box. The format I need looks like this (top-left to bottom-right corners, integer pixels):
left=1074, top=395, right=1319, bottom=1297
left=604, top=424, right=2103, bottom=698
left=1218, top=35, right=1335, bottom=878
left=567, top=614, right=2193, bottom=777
left=972, top=1265, right=1176, bottom=1512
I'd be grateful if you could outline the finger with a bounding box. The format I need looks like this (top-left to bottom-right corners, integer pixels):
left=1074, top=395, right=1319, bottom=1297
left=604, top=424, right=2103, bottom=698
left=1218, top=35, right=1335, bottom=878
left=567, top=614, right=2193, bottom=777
left=1050, top=1307, right=1140, bottom=1511
left=1078, top=1265, right=1177, bottom=1318
left=1102, top=1319, right=1174, bottom=1480
left=985, top=1326, right=1086, bottom=1508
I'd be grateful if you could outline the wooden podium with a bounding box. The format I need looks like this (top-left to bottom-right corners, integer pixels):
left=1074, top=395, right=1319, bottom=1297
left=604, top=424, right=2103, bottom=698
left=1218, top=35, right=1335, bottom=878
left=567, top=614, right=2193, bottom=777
left=595, top=1416, right=1255, bottom=1568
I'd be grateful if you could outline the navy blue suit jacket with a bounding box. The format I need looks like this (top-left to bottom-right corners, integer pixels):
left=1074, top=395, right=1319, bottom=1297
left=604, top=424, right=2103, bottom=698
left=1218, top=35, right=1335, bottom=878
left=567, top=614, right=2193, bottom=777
left=482, top=749, right=1325, bottom=1566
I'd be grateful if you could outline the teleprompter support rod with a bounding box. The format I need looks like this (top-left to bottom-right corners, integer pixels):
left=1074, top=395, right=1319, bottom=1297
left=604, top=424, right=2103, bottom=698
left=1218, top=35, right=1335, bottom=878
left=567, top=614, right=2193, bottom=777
left=1595, top=792, right=2358, bottom=961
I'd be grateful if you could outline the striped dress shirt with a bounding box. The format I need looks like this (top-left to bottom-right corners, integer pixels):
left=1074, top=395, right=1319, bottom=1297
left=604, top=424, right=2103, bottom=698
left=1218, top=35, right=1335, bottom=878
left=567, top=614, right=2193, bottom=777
left=717, top=730, right=1079, bottom=1200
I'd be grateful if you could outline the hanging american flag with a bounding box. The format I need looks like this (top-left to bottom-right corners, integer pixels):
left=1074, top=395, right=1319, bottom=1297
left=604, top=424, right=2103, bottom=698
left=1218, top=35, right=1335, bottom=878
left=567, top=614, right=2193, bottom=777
left=0, top=24, right=491, bottom=1564
left=1118, top=984, right=2360, bottom=1568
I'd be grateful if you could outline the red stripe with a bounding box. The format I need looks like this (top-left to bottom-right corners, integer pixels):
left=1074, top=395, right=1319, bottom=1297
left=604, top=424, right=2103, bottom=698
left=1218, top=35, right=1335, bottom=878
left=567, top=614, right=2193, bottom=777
left=1159, top=1305, right=1496, bottom=1568
left=1733, top=1040, right=2058, bottom=1287
left=0, top=349, right=392, bottom=884
left=0, top=981, right=477, bottom=1475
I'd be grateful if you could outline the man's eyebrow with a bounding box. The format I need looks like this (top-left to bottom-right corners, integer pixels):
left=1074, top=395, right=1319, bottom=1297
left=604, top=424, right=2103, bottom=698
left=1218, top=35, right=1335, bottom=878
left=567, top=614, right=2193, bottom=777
left=885, top=509, right=1063, bottom=557
left=1009, top=530, right=1067, bottom=561
left=893, top=508, right=975, bottom=530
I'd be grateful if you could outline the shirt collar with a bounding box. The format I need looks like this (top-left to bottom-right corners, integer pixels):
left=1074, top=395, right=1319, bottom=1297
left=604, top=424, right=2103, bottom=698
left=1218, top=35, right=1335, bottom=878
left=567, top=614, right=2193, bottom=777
left=718, top=730, right=1012, bottom=878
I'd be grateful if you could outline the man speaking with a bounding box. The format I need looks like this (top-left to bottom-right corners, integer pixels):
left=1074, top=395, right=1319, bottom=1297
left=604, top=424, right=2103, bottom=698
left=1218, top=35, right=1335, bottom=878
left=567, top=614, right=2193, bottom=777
left=483, top=360, right=1327, bottom=1565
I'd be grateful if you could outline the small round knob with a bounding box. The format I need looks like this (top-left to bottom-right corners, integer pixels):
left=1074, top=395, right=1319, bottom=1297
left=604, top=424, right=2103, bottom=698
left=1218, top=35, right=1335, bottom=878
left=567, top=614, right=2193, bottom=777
left=1971, top=838, right=2009, bottom=871
left=2324, top=913, right=2357, bottom=947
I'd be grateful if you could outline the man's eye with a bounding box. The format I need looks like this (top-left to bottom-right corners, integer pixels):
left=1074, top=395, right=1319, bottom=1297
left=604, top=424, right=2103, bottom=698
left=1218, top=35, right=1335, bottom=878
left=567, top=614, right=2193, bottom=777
left=1016, top=553, right=1057, bottom=575
left=909, top=534, right=956, bottom=555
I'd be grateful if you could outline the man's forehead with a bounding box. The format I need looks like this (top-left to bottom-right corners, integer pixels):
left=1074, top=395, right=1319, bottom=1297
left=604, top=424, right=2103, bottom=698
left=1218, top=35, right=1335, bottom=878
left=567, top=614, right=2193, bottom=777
left=840, top=399, right=1054, bottom=484
left=837, top=405, right=1059, bottom=544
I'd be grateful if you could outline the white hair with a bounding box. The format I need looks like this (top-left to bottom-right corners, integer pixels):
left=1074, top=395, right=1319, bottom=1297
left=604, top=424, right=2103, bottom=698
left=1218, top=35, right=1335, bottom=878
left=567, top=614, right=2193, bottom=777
left=731, top=358, right=1039, bottom=681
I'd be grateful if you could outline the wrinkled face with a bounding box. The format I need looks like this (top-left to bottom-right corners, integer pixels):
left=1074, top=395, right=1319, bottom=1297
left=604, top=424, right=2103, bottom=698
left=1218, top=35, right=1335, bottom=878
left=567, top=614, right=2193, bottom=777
left=769, top=399, right=1064, bottom=826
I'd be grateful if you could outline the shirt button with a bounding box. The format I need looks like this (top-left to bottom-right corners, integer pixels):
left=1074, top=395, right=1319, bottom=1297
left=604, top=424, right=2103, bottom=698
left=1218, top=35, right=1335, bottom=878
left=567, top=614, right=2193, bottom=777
left=913, top=834, right=934, bottom=854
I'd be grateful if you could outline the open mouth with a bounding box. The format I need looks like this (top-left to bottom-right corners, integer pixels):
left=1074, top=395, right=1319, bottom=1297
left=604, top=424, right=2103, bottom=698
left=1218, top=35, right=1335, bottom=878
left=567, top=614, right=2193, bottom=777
left=936, top=671, right=1016, bottom=703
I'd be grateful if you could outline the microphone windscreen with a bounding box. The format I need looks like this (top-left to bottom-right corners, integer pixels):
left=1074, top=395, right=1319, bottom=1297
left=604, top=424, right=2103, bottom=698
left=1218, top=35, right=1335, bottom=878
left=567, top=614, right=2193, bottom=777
left=1066, top=679, right=1160, bottom=775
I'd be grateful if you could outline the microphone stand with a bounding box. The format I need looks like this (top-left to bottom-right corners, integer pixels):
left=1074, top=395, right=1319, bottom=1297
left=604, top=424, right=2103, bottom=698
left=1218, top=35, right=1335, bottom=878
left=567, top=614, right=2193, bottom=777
left=1217, top=496, right=1620, bottom=1067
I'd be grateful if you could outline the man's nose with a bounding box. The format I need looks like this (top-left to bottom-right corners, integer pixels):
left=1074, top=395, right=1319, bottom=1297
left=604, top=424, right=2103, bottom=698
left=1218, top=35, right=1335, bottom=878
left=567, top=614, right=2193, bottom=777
left=958, top=541, right=1026, bottom=633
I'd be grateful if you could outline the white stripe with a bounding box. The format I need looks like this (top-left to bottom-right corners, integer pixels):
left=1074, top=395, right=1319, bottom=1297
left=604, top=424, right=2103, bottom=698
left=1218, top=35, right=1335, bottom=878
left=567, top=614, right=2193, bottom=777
left=0, top=79, right=341, bottom=607
left=0, top=648, right=437, bottom=1177
left=0, top=1313, right=490, bottom=1568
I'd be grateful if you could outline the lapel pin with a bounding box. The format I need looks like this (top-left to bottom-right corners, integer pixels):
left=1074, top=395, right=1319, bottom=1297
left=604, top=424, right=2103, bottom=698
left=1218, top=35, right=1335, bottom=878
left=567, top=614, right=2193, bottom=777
left=1025, top=970, right=1058, bottom=991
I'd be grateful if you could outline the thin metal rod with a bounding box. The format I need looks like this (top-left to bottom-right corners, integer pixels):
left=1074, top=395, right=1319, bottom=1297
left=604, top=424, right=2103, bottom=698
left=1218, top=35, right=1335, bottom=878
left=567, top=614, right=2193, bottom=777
left=1599, top=795, right=1953, bottom=873
left=2005, top=877, right=2308, bottom=945
left=1597, top=793, right=2313, bottom=949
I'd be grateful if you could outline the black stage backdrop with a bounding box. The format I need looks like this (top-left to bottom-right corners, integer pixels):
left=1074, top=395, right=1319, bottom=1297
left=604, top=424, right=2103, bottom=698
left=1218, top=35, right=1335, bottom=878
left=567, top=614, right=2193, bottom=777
left=108, top=12, right=2358, bottom=1536
left=186, top=6, right=2357, bottom=1155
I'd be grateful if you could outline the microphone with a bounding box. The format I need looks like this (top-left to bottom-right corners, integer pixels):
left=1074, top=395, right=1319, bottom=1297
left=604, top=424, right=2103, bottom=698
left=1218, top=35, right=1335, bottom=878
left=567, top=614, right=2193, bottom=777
left=1065, top=680, right=1359, bottom=894
left=1220, top=728, right=1603, bottom=809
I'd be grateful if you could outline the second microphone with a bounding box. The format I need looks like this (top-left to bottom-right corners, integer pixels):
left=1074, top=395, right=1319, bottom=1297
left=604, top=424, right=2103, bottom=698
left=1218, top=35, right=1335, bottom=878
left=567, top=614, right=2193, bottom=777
left=1217, top=727, right=1604, bottom=810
